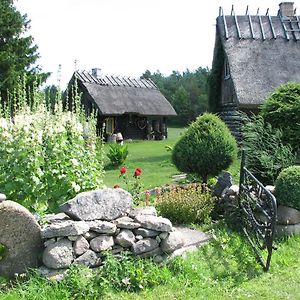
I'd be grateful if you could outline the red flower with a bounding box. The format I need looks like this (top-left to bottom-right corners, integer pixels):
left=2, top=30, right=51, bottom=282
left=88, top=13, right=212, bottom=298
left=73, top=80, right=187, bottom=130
left=113, top=184, right=120, bottom=189
left=120, top=166, right=126, bottom=174
left=134, top=167, right=142, bottom=177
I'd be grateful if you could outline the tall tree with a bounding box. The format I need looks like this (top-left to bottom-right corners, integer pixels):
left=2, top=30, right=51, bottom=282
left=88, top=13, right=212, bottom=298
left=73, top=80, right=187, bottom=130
left=0, top=0, right=48, bottom=103
left=142, top=67, right=209, bottom=125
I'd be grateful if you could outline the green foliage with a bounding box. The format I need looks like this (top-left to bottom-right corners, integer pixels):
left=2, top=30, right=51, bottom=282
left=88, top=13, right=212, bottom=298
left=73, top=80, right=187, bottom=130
left=107, top=144, right=129, bottom=165
left=242, top=114, right=295, bottom=185
left=3, top=224, right=300, bottom=299
left=98, top=252, right=171, bottom=292
left=156, top=185, right=215, bottom=224
left=172, top=113, right=237, bottom=183
left=261, top=82, right=300, bottom=152
left=142, top=67, right=209, bottom=125
left=0, top=86, right=104, bottom=213
left=0, top=1, right=48, bottom=103
left=275, top=166, right=300, bottom=210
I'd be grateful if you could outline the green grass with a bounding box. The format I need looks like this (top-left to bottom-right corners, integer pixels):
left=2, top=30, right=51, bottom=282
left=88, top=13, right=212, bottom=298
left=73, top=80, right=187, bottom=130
left=102, top=127, right=185, bottom=190
left=102, top=127, right=241, bottom=190
left=1, top=224, right=300, bottom=300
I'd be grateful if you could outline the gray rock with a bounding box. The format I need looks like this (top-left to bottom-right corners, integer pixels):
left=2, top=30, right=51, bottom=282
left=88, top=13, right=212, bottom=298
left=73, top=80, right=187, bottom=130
left=44, top=213, right=71, bottom=223
left=114, top=216, right=134, bottom=223
left=0, top=193, right=6, bottom=202
left=0, top=200, right=42, bottom=278
left=134, top=215, right=172, bottom=232
left=68, top=235, right=81, bottom=241
left=42, top=239, right=73, bottom=269
left=213, top=172, right=233, bottom=197
left=134, top=228, right=160, bottom=237
left=60, top=188, right=132, bottom=221
left=276, top=222, right=300, bottom=237
left=37, top=266, right=68, bottom=281
left=265, top=185, right=275, bottom=194
left=90, top=235, right=114, bottom=252
left=74, top=236, right=89, bottom=256
left=87, top=220, right=117, bottom=234
left=277, top=205, right=300, bottom=225
left=83, top=231, right=99, bottom=240
left=128, top=206, right=157, bottom=218
left=159, top=232, right=169, bottom=240
left=74, top=250, right=101, bottom=267
left=227, top=185, right=239, bottom=196
left=137, top=247, right=162, bottom=258
left=136, top=235, right=143, bottom=241
left=112, top=245, right=124, bottom=255
left=114, top=216, right=141, bottom=229
left=115, top=229, right=136, bottom=247
left=41, top=220, right=89, bottom=238
left=156, top=236, right=161, bottom=243
left=131, top=238, right=159, bottom=255
left=44, top=238, right=56, bottom=247
left=160, top=231, right=184, bottom=253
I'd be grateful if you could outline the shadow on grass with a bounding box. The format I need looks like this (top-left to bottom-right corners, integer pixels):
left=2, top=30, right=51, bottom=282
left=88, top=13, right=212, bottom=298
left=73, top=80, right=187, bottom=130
left=198, top=222, right=263, bottom=285
left=129, top=154, right=171, bottom=164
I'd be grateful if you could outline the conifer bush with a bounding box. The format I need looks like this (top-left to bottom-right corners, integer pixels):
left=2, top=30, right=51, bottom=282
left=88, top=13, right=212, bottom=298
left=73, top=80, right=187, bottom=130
left=172, top=113, right=237, bottom=183
left=275, top=166, right=300, bottom=211
left=261, top=82, right=300, bottom=152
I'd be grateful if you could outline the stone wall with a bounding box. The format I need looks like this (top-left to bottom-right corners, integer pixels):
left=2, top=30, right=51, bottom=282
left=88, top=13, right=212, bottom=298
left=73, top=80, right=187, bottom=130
left=0, top=189, right=185, bottom=279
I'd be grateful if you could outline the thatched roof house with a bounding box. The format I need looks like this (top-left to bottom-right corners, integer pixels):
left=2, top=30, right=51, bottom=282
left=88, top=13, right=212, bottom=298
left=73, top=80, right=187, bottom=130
left=210, top=2, right=300, bottom=139
left=67, top=69, right=176, bottom=140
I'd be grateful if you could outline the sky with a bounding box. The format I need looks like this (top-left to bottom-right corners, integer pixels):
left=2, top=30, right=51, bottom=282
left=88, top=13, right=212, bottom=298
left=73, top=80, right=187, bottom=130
left=14, top=0, right=300, bottom=88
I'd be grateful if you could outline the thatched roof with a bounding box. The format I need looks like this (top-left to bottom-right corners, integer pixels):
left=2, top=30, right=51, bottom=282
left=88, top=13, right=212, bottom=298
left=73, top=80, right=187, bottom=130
left=214, top=7, right=300, bottom=108
left=74, top=71, right=177, bottom=117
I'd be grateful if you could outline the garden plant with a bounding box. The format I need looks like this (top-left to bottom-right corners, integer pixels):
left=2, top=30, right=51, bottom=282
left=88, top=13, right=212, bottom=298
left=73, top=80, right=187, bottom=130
left=172, top=113, right=237, bottom=183
left=242, top=114, right=295, bottom=185
left=261, top=82, right=300, bottom=153
left=275, top=165, right=300, bottom=210
left=0, top=84, right=104, bottom=213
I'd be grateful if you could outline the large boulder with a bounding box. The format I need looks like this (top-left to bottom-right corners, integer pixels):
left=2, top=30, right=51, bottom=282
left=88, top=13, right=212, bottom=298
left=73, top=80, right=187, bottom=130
left=115, top=229, right=136, bottom=247
left=90, top=235, right=114, bottom=252
left=134, top=215, right=172, bottom=232
left=277, top=205, right=300, bottom=225
left=42, top=239, right=74, bottom=269
left=74, top=250, right=101, bottom=267
left=131, top=238, right=159, bottom=255
left=60, top=188, right=132, bottom=221
left=160, top=231, right=184, bottom=253
left=86, top=220, right=117, bottom=234
left=41, top=220, right=89, bottom=239
left=0, top=201, right=42, bottom=278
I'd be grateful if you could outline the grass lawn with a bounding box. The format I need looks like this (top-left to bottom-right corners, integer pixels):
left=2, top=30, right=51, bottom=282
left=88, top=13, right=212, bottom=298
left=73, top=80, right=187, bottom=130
left=102, top=127, right=241, bottom=190
left=1, top=223, right=300, bottom=300
left=102, top=127, right=186, bottom=190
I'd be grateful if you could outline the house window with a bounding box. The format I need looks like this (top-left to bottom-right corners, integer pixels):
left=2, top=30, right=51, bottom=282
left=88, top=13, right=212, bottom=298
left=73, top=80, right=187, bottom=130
left=105, top=117, right=115, bottom=134
left=224, top=58, right=231, bottom=80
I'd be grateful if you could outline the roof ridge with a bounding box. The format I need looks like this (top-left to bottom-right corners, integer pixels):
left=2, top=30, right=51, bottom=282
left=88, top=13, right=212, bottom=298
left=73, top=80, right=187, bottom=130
left=75, top=71, right=158, bottom=90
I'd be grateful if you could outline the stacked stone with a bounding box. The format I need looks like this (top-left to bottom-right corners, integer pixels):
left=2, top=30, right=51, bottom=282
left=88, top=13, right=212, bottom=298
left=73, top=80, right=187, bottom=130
left=41, top=188, right=184, bottom=271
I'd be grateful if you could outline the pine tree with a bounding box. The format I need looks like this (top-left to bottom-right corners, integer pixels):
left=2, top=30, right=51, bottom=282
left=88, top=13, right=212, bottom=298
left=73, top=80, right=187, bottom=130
left=0, top=0, right=48, bottom=103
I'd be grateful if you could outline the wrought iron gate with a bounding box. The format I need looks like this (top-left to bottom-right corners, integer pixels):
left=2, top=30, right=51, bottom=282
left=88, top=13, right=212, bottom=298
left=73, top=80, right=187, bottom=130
left=238, top=151, right=277, bottom=271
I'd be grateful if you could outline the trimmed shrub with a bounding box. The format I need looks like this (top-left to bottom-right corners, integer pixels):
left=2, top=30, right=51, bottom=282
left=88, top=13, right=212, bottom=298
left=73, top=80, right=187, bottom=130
left=172, top=113, right=237, bottom=183
left=156, top=185, right=215, bottom=224
left=261, top=82, right=300, bottom=152
left=242, top=114, right=295, bottom=185
left=275, top=166, right=300, bottom=210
